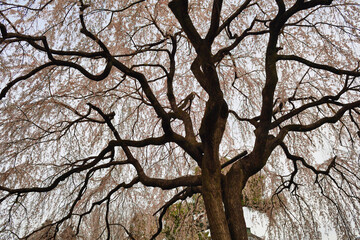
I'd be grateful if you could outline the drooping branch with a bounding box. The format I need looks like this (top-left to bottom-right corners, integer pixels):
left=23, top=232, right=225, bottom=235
left=0, top=140, right=118, bottom=202
left=73, top=177, right=140, bottom=235
left=151, top=187, right=200, bottom=240
left=270, top=76, right=356, bottom=129
left=278, top=55, right=360, bottom=77
left=281, top=100, right=360, bottom=133
left=22, top=176, right=141, bottom=240
left=86, top=103, right=202, bottom=190
left=229, top=109, right=259, bottom=127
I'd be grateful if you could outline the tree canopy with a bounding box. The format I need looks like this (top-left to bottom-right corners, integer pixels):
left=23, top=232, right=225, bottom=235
left=0, top=0, right=360, bottom=239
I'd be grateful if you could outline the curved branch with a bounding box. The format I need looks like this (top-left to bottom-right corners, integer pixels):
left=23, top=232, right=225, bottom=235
left=280, top=141, right=335, bottom=176
left=0, top=140, right=119, bottom=202
left=281, top=100, right=360, bottom=133
left=0, top=62, right=52, bottom=100
left=1, top=32, right=105, bottom=58
left=150, top=187, right=200, bottom=240
left=270, top=86, right=351, bottom=129
left=278, top=55, right=360, bottom=77
left=0, top=59, right=112, bottom=100
left=0, top=0, right=54, bottom=11
left=229, top=110, right=259, bottom=127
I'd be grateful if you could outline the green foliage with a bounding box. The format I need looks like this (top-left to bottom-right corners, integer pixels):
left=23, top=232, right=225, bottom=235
left=242, top=174, right=272, bottom=212
left=162, top=195, right=210, bottom=240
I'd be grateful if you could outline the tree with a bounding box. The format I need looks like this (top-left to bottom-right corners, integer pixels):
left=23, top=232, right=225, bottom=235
left=0, top=0, right=359, bottom=239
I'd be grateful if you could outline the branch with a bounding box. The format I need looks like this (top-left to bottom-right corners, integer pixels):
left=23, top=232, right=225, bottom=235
left=213, top=19, right=269, bottom=63
left=0, top=0, right=54, bottom=11
left=168, top=0, right=202, bottom=51
left=121, top=136, right=169, bottom=147
left=205, top=0, right=223, bottom=43
left=280, top=141, right=335, bottom=176
left=275, top=0, right=286, bottom=14
left=74, top=177, right=140, bottom=236
left=0, top=31, right=105, bottom=58
left=278, top=55, right=360, bottom=77
left=217, top=0, right=252, bottom=35
left=0, top=62, right=52, bottom=100
left=150, top=187, right=200, bottom=240
left=78, top=0, right=111, bottom=56
left=112, top=59, right=203, bottom=163
left=221, top=151, right=248, bottom=168
left=270, top=84, right=351, bottom=129
left=282, top=100, right=360, bottom=133
left=86, top=103, right=202, bottom=189
left=22, top=176, right=140, bottom=239
left=87, top=103, right=121, bottom=141
left=0, top=140, right=119, bottom=202
left=229, top=110, right=259, bottom=127
left=118, top=223, right=136, bottom=240
left=129, top=156, right=201, bottom=190
left=276, top=141, right=336, bottom=194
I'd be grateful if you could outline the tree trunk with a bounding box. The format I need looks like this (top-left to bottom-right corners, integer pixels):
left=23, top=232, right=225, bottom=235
left=200, top=98, right=245, bottom=240
left=202, top=147, right=232, bottom=240
left=223, top=161, right=249, bottom=240
left=202, top=151, right=250, bottom=240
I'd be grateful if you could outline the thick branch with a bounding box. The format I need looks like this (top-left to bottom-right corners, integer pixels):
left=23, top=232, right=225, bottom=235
left=168, top=0, right=202, bottom=51
left=128, top=154, right=201, bottom=189
left=205, top=0, right=223, bottom=43
left=221, top=150, right=248, bottom=168
left=229, top=109, right=259, bottom=127
left=0, top=62, right=52, bottom=100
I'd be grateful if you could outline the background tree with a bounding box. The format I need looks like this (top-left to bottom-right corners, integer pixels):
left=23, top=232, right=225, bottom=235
left=0, top=0, right=360, bottom=239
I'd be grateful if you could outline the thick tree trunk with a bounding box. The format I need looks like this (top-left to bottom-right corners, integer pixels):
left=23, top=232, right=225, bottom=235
left=223, top=161, right=249, bottom=240
left=202, top=163, right=232, bottom=239
left=199, top=98, right=249, bottom=240
left=199, top=98, right=232, bottom=240
left=202, top=151, right=250, bottom=240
